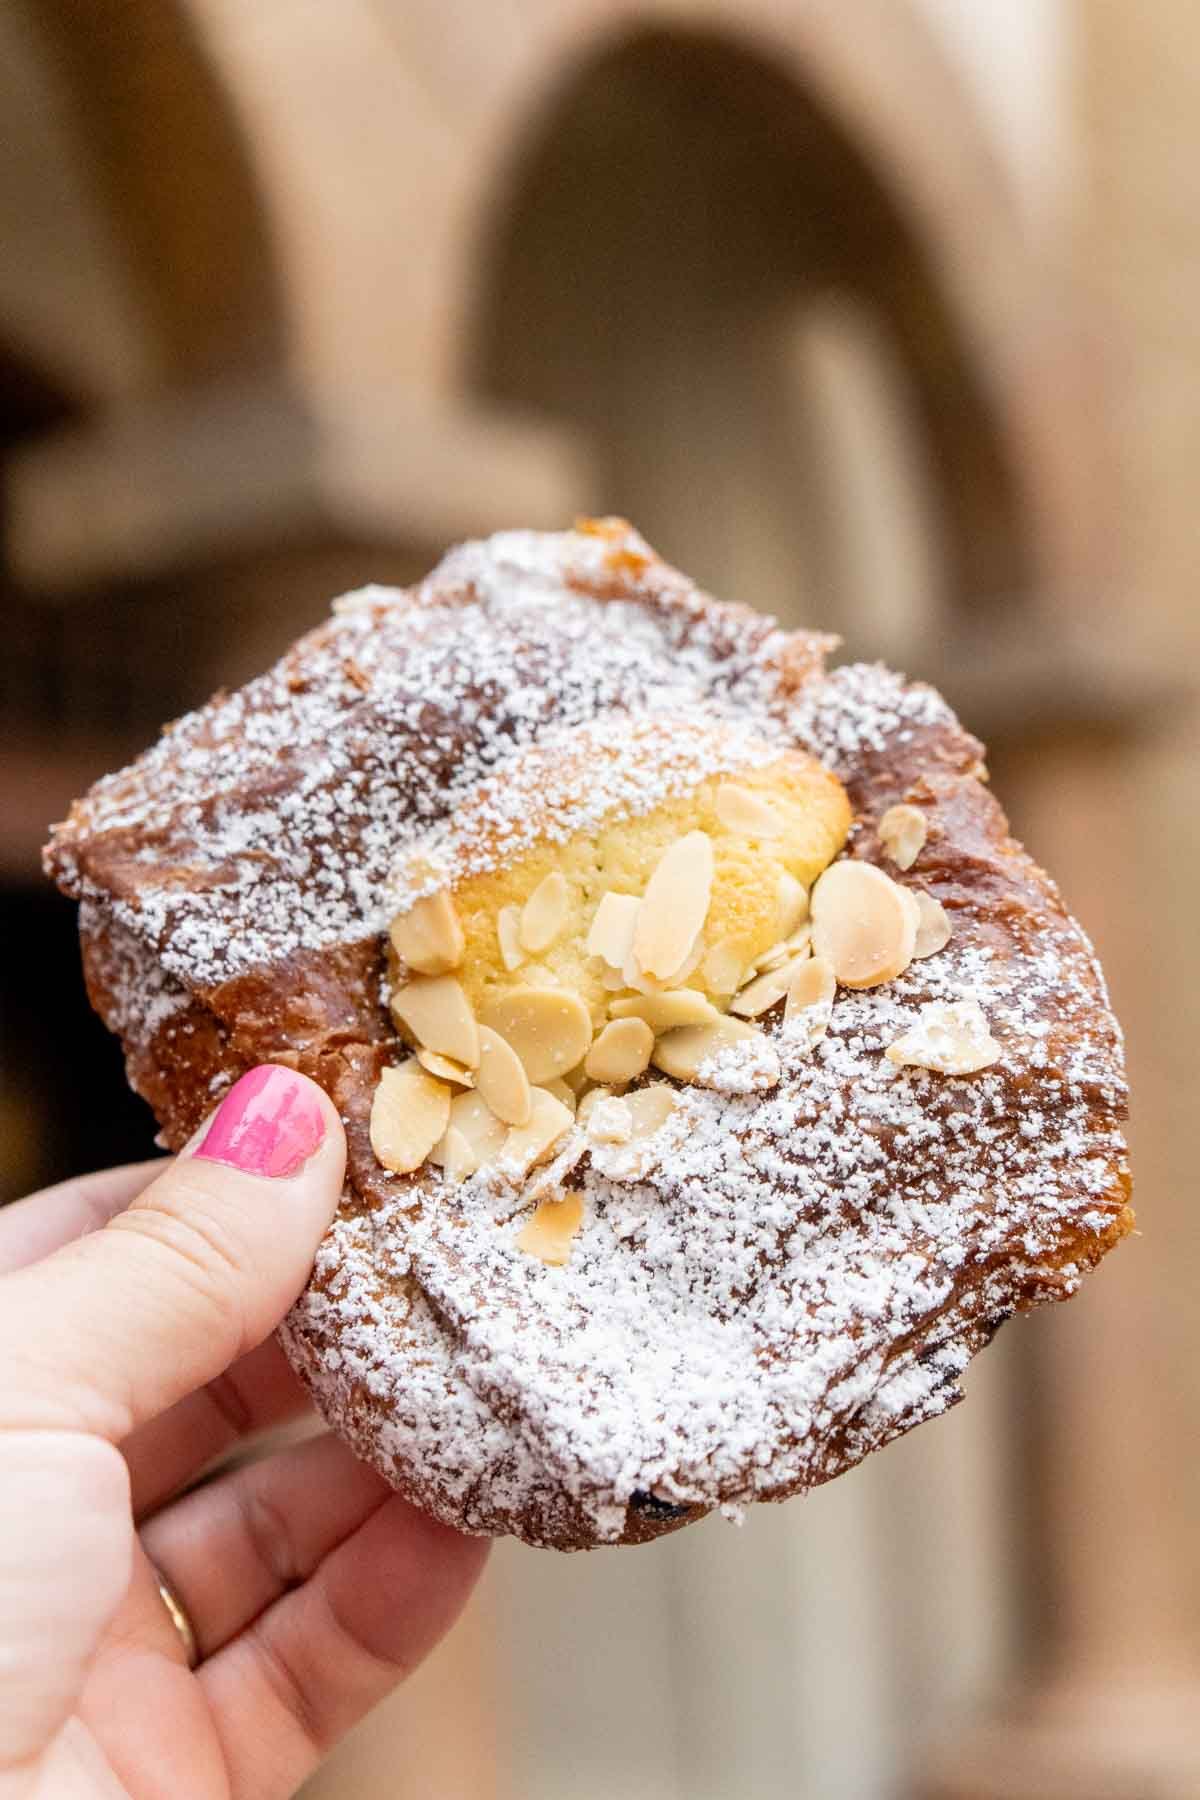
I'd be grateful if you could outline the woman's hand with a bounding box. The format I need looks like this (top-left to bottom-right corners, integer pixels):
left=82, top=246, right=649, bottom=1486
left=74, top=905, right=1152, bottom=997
left=0, top=1065, right=488, bottom=1799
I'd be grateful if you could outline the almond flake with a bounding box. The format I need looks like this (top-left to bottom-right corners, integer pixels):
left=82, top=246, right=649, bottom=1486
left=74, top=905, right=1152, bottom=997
left=429, top=1125, right=479, bottom=1183
left=543, top=1077, right=578, bottom=1112
left=389, top=890, right=464, bottom=976
left=621, top=947, right=667, bottom=995
left=753, top=926, right=811, bottom=976
left=783, top=957, right=836, bottom=1048
left=730, top=952, right=814, bottom=1017
left=776, top=872, right=809, bottom=938
left=520, top=871, right=569, bottom=953
left=585, top=891, right=640, bottom=968
left=497, top=905, right=526, bottom=971
left=885, top=999, right=1000, bottom=1075
left=390, top=974, right=480, bottom=1068
left=447, top=1090, right=507, bottom=1166
left=809, top=860, right=917, bottom=989
left=651, top=1014, right=762, bottom=1085
left=633, top=831, right=714, bottom=980
left=369, top=1060, right=451, bottom=1174
left=500, top=1086, right=575, bottom=1176
left=585, top=1017, right=654, bottom=1083
left=576, top=1086, right=612, bottom=1127
left=625, top=1084, right=677, bottom=1138
left=715, top=783, right=784, bottom=837
left=878, top=803, right=927, bottom=871
left=784, top=955, right=836, bottom=1019
left=415, top=1048, right=475, bottom=1086
left=702, top=937, right=753, bottom=997
left=586, top=1095, right=634, bottom=1144
left=913, top=890, right=952, bottom=959
left=478, top=986, right=594, bottom=1085
left=610, top=990, right=720, bottom=1033
left=475, top=1024, right=532, bottom=1126
left=516, top=1190, right=584, bottom=1266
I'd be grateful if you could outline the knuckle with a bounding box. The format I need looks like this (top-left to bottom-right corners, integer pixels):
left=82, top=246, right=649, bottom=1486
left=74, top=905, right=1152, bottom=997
left=239, top=1480, right=304, bottom=1593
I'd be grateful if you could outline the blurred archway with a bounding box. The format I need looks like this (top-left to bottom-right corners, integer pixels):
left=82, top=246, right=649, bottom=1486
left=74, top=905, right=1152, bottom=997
left=470, top=25, right=1033, bottom=666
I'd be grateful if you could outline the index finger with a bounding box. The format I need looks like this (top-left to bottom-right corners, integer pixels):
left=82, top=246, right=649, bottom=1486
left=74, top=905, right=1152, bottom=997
left=0, top=1160, right=166, bottom=1275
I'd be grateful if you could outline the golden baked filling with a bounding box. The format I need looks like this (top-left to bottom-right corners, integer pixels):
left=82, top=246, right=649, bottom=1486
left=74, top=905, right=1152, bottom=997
left=370, top=741, right=973, bottom=1258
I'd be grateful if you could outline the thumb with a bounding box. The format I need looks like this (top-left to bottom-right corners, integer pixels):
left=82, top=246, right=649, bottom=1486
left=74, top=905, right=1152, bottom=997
left=0, top=1065, right=346, bottom=1442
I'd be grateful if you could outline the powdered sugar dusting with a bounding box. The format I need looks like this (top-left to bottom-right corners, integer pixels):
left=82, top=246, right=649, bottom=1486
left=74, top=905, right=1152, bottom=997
left=49, top=526, right=788, bottom=994
left=49, top=526, right=1130, bottom=1547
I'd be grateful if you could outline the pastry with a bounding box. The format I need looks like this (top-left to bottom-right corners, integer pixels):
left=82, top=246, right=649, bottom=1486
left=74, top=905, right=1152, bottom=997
left=45, top=520, right=1132, bottom=1550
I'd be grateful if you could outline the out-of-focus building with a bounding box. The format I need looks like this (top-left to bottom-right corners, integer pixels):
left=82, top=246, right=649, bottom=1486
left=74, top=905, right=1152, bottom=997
left=2, top=1, right=1197, bottom=1794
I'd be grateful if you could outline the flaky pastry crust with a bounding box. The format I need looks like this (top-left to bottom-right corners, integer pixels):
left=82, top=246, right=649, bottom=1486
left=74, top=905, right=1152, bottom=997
left=45, top=523, right=1131, bottom=1550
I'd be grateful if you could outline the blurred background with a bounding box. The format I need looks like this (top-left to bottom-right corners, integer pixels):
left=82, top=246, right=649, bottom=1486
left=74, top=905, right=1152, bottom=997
left=3, top=0, right=1198, bottom=1794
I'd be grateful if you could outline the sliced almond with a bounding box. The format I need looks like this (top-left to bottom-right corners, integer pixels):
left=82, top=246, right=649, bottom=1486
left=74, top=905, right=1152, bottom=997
left=516, top=1190, right=584, bottom=1266
left=621, top=947, right=668, bottom=995
left=447, top=1090, right=507, bottom=1166
left=633, top=831, right=715, bottom=981
left=715, top=782, right=784, bottom=837
left=585, top=891, right=641, bottom=968
left=878, top=803, right=927, bottom=871
left=497, top=905, right=526, bottom=972
left=610, top=990, right=721, bottom=1033
left=430, top=1125, right=479, bottom=1183
left=809, top=860, right=917, bottom=990
left=474, top=1024, right=532, bottom=1126
left=577, top=1085, right=612, bottom=1127
left=500, top=1086, right=575, bottom=1176
left=753, top=940, right=792, bottom=975
left=478, top=986, right=594, bottom=1085
left=776, top=871, right=810, bottom=938
left=752, top=925, right=811, bottom=976
left=585, top=1017, right=654, bottom=1083
left=391, top=974, right=480, bottom=1068
left=369, top=1060, right=451, bottom=1174
left=703, top=937, right=753, bottom=998
left=912, top=891, right=952, bottom=959
left=542, top=1077, right=578, bottom=1113
left=520, top=871, right=569, bottom=954
left=625, top=1083, right=677, bottom=1139
left=784, top=955, right=836, bottom=1020
left=667, top=934, right=706, bottom=987
left=416, top=1048, right=475, bottom=1086
left=388, top=890, right=464, bottom=976
left=730, top=952, right=814, bottom=1017
left=586, top=1095, right=634, bottom=1144
left=651, top=1014, right=762, bottom=1084
left=885, top=1000, right=1000, bottom=1074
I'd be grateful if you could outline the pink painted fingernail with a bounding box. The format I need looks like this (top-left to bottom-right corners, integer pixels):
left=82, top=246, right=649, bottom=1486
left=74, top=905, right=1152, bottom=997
left=194, top=1066, right=325, bottom=1179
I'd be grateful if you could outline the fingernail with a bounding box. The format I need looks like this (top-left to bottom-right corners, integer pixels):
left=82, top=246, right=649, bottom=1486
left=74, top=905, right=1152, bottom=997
left=193, top=1066, right=325, bottom=1179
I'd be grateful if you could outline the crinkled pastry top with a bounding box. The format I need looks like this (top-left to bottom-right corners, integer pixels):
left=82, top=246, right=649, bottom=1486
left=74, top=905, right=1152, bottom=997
left=46, top=522, right=1132, bottom=1551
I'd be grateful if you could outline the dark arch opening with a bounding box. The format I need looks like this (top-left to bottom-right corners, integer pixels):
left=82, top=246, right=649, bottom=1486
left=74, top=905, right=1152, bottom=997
left=18, top=0, right=288, bottom=382
left=468, top=26, right=1031, bottom=645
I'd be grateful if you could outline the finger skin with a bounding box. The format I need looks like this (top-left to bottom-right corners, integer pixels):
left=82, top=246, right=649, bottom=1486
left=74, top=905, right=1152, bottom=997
left=124, top=1337, right=311, bottom=1519
left=199, top=1499, right=489, bottom=1797
left=139, top=1432, right=391, bottom=1656
left=0, top=1161, right=165, bottom=1275
left=0, top=1073, right=346, bottom=1443
left=0, top=1433, right=131, bottom=1769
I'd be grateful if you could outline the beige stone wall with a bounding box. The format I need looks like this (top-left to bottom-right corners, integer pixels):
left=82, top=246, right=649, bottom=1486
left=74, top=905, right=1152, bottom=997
left=8, top=0, right=1193, bottom=1794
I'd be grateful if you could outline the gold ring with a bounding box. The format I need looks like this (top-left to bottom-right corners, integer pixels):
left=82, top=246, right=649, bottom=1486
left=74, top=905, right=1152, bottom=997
left=152, top=1565, right=200, bottom=1669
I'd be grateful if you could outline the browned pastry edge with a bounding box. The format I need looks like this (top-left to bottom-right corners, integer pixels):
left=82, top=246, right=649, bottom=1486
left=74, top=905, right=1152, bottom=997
left=50, top=530, right=1132, bottom=1550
